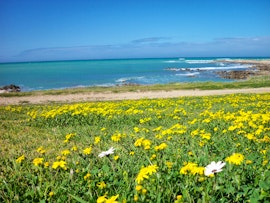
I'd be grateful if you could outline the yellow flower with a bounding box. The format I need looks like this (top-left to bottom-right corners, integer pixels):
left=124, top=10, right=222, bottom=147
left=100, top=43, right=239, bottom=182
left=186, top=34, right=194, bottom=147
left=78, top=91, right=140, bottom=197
left=136, top=165, right=158, bottom=184
left=84, top=173, right=91, bottom=180
left=83, top=147, right=92, bottom=155
left=245, top=133, right=255, bottom=140
left=201, top=133, right=211, bottom=140
left=71, top=146, right=78, bottom=151
left=134, top=138, right=144, bottom=147
left=134, top=195, right=138, bottom=202
left=36, top=146, right=46, bottom=154
left=225, top=153, right=244, bottom=165
left=33, top=158, right=44, bottom=166
left=97, top=194, right=107, bottom=203
left=44, top=162, right=50, bottom=167
left=175, top=195, right=183, bottom=203
left=94, top=136, right=101, bottom=144
left=177, top=195, right=182, bottom=200
left=154, top=143, right=167, bottom=151
left=61, top=156, right=66, bottom=160
left=142, top=139, right=151, bottom=150
left=97, top=181, right=106, bottom=189
left=16, top=155, right=25, bottom=163
left=198, top=177, right=206, bottom=182
left=129, top=151, right=135, bottom=156
left=106, top=194, right=119, bottom=203
left=52, top=160, right=67, bottom=170
left=246, top=160, right=253, bottom=164
left=228, top=125, right=237, bottom=131
left=101, top=127, right=107, bottom=131
left=135, top=185, right=142, bottom=191
left=260, top=149, right=267, bottom=155
left=199, top=141, right=205, bottom=147
left=134, top=127, right=140, bottom=133
left=49, top=191, right=54, bottom=197
left=61, top=149, right=70, bottom=156
left=114, top=155, right=119, bottom=161
left=262, top=160, right=268, bottom=166
left=180, top=162, right=204, bottom=175
left=111, top=133, right=121, bottom=142
left=166, top=161, right=173, bottom=169
left=142, top=189, right=147, bottom=194
left=64, top=133, right=76, bottom=143
left=153, top=126, right=162, bottom=131
left=260, top=135, right=270, bottom=143
left=150, top=154, right=156, bottom=160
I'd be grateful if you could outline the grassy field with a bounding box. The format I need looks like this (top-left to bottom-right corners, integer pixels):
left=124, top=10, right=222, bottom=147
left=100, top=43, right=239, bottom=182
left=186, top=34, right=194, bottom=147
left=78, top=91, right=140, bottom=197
left=1, top=92, right=269, bottom=202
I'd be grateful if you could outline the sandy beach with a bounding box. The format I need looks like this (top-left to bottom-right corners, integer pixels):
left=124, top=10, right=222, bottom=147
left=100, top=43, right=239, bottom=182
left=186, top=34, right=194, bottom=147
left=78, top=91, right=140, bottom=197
left=0, top=87, right=270, bottom=105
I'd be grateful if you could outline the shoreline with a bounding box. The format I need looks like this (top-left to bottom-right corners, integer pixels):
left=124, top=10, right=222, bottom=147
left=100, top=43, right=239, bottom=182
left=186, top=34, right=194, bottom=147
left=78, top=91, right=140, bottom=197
left=213, top=59, right=270, bottom=79
left=1, top=59, right=270, bottom=105
left=0, top=87, right=270, bottom=105
left=1, top=58, right=270, bottom=93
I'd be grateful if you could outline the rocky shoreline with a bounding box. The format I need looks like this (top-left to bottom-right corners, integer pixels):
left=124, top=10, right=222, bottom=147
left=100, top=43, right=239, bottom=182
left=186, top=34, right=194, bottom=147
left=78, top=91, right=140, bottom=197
left=0, top=84, right=21, bottom=93
left=165, top=59, right=270, bottom=80
left=216, top=59, right=270, bottom=79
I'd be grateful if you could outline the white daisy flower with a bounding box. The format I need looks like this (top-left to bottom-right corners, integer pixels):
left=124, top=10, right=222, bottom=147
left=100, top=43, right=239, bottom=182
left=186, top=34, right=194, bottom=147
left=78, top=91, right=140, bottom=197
left=204, top=161, right=226, bottom=176
left=98, top=147, right=115, bottom=158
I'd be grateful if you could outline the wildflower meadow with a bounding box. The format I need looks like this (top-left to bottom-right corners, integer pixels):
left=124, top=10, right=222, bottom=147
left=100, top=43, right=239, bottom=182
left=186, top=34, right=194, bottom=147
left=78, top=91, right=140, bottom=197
left=1, top=93, right=270, bottom=202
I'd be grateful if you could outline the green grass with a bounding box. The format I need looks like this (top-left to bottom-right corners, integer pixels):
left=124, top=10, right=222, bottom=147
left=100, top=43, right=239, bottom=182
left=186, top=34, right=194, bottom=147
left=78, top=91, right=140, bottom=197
left=1, top=93, right=269, bottom=202
left=1, top=75, right=270, bottom=97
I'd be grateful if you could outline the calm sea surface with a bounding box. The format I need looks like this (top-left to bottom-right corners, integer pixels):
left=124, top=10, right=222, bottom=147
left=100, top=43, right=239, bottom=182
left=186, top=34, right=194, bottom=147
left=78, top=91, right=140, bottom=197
left=0, top=57, right=266, bottom=91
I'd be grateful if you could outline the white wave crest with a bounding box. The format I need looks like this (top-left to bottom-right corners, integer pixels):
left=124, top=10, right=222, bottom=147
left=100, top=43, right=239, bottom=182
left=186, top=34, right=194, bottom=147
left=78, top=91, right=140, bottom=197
left=116, top=76, right=144, bottom=83
left=176, top=72, right=200, bottom=76
left=185, top=60, right=215, bottom=64
left=189, top=64, right=252, bottom=71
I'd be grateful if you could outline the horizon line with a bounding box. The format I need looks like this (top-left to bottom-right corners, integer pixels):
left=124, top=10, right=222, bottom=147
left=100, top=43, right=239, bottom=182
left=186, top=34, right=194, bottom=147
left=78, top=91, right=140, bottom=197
left=1, top=56, right=270, bottom=64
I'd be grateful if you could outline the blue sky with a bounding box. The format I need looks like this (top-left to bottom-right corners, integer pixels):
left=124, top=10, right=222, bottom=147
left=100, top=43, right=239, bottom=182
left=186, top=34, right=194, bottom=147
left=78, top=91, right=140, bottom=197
left=0, top=0, right=270, bottom=62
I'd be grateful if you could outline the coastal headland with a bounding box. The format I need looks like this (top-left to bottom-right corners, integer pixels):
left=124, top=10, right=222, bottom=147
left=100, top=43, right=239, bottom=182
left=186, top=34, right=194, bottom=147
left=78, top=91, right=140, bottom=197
left=165, top=59, right=270, bottom=79
left=216, top=59, right=270, bottom=79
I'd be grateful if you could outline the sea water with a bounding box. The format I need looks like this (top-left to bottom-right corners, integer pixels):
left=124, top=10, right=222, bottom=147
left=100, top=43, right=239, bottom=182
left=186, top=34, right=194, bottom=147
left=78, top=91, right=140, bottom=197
left=0, top=57, right=265, bottom=91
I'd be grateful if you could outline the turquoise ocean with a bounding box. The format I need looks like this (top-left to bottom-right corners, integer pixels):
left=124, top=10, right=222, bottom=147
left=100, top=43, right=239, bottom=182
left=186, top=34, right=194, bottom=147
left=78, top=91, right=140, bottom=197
left=0, top=57, right=267, bottom=92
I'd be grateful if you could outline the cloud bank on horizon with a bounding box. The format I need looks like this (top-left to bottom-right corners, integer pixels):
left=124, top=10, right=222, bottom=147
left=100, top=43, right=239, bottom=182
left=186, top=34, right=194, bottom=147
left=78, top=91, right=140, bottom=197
left=5, top=36, right=268, bottom=62
left=0, top=0, right=270, bottom=62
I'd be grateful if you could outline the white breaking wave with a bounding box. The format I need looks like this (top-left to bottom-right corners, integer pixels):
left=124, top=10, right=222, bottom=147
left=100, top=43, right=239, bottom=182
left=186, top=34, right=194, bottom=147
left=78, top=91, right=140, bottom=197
left=163, top=60, right=185, bottom=63
left=163, top=58, right=186, bottom=63
left=185, top=60, right=215, bottom=64
left=116, top=76, right=145, bottom=83
left=176, top=72, right=200, bottom=76
left=189, top=64, right=252, bottom=71
left=94, top=83, right=115, bottom=87
left=163, top=60, right=179, bottom=63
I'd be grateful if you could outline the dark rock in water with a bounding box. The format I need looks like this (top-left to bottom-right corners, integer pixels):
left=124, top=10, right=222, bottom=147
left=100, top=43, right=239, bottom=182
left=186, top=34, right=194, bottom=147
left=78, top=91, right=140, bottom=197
left=165, top=67, right=191, bottom=71
left=0, top=84, right=21, bottom=92
left=217, top=70, right=255, bottom=79
left=116, top=82, right=140, bottom=87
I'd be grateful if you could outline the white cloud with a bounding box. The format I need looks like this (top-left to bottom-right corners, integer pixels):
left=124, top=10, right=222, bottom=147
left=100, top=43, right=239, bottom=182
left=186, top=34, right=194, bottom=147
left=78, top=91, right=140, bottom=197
left=6, top=36, right=270, bottom=62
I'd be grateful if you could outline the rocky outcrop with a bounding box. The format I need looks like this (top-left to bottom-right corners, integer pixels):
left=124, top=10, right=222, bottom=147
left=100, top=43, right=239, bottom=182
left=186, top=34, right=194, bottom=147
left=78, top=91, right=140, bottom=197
left=218, top=63, right=270, bottom=80
left=217, top=70, right=255, bottom=79
left=0, top=84, right=21, bottom=93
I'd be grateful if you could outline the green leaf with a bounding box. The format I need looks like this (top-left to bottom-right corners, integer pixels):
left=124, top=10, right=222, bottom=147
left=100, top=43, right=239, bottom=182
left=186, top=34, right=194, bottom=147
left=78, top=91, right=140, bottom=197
left=69, top=194, right=88, bottom=203
left=259, top=180, right=270, bottom=190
